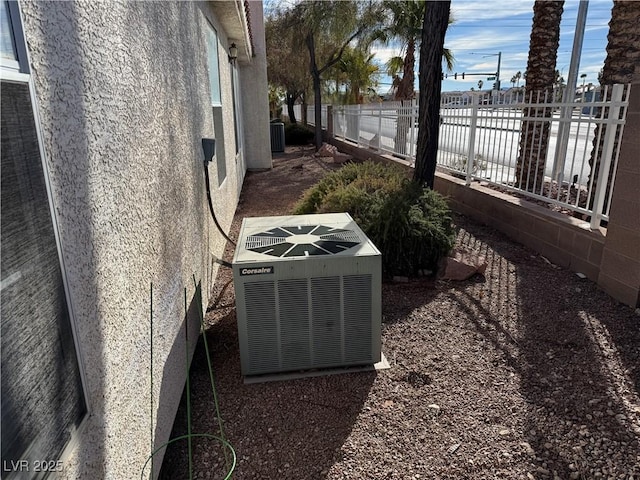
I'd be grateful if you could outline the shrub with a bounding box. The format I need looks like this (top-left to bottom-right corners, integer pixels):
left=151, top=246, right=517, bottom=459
left=284, top=123, right=314, bottom=145
left=367, top=182, right=455, bottom=276
left=293, top=161, right=455, bottom=276
left=294, top=161, right=406, bottom=223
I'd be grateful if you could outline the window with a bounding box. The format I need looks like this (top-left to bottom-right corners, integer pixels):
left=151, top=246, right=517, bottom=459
left=1, top=1, right=28, bottom=73
left=206, top=22, right=221, bottom=107
left=0, top=1, right=16, bottom=62
left=231, top=63, right=243, bottom=155
left=206, top=21, right=226, bottom=185
left=1, top=2, right=87, bottom=476
left=212, top=106, right=227, bottom=185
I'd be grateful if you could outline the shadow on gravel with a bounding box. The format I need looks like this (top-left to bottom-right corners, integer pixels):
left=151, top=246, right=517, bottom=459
left=381, top=278, right=440, bottom=325
left=454, top=218, right=640, bottom=478
left=163, top=306, right=376, bottom=480
left=162, top=147, right=639, bottom=479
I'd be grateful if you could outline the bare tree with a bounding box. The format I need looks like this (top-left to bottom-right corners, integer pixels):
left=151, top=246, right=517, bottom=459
left=266, top=12, right=309, bottom=123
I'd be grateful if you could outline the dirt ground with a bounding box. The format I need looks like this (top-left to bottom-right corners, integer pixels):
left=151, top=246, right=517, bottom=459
left=161, top=146, right=640, bottom=480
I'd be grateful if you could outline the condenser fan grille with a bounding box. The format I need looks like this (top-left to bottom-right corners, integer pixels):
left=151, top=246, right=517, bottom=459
left=245, top=224, right=362, bottom=258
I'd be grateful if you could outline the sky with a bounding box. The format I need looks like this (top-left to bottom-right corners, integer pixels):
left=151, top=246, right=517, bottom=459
left=372, top=0, right=613, bottom=95
left=263, top=0, right=614, bottom=95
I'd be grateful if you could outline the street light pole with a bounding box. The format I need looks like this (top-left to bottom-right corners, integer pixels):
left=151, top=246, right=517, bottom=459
left=496, top=51, right=502, bottom=91
left=552, top=0, right=589, bottom=184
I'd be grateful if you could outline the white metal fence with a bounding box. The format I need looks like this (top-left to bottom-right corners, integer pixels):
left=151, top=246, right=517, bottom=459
left=303, top=85, right=629, bottom=228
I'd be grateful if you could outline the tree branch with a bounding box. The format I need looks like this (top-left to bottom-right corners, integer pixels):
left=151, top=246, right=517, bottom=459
left=317, top=26, right=366, bottom=76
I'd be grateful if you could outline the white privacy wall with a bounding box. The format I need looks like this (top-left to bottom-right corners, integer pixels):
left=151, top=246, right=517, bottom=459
left=240, top=0, right=272, bottom=171
left=20, top=1, right=246, bottom=477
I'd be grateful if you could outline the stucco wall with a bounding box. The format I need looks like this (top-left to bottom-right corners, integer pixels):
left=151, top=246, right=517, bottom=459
left=240, top=0, right=272, bottom=170
left=20, top=1, right=244, bottom=477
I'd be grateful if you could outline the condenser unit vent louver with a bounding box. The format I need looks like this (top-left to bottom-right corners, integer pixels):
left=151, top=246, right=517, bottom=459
left=232, top=213, right=382, bottom=377
left=269, top=122, right=285, bottom=153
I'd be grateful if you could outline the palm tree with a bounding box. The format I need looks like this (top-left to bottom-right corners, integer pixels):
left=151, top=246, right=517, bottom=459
left=414, top=0, right=451, bottom=187
left=599, top=1, right=640, bottom=85
left=380, top=1, right=454, bottom=101
left=553, top=69, right=565, bottom=101
left=383, top=1, right=422, bottom=101
left=378, top=1, right=454, bottom=157
left=589, top=0, right=640, bottom=211
left=515, top=0, right=564, bottom=192
left=335, top=46, right=379, bottom=104
left=515, top=70, right=522, bottom=87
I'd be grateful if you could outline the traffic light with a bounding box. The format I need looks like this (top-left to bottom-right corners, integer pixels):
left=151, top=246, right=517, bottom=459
left=454, top=73, right=457, bottom=80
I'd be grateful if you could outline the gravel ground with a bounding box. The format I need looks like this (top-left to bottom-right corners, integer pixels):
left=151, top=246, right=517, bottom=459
left=161, top=146, right=640, bottom=480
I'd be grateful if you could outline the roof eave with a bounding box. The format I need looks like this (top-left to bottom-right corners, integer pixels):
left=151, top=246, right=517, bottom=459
left=209, top=0, right=254, bottom=63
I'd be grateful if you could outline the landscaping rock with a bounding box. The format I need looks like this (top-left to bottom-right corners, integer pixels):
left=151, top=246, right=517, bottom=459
left=332, top=151, right=352, bottom=164
left=441, top=247, right=488, bottom=281
left=316, top=142, right=337, bottom=158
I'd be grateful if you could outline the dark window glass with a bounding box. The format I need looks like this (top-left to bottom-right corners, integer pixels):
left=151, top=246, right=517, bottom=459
left=1, top=81, right=87, bottom=472
left=0, top=1, right=17, bottom=61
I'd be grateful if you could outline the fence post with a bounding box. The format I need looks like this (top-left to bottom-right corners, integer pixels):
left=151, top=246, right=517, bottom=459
left=408, top=99, right=417, bottom=162
left=590, top=84, right=624, bottom=229
left=378, top=103, right=383, bottom=151
left=356, top=104, right=362, bottom=147
left=552, top=103, right=571, bottom=185
left=327, top=105, right=334, bottom=138
left=466, top=95, right=479, bottom=186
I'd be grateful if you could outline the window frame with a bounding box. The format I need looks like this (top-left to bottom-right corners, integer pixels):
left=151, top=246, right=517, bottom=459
left=0, top=1, right=29, bottom=78
left=205, top=18, right=227, bottom=187
left=230, top=61, right=243, bottom=156
left=206, top=20, right=222, bottom=108
left=1, top=0, right=90, bottom=471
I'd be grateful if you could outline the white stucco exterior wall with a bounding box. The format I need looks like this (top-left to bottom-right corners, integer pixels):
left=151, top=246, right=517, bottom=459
left=16, top=1, right=265, bottom=478
left=240, top=0, right=272, bottom=170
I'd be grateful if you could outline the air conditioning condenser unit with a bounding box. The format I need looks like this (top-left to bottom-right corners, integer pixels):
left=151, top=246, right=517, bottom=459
left=232, top=213, right=381, bottom=377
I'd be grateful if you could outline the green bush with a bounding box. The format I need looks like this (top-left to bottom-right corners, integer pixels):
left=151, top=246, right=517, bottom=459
left=294, top=161, right=406, bottom=222
left=284, top=123, right=314, bottom=145
left=293, top=161, right=455, bottom=276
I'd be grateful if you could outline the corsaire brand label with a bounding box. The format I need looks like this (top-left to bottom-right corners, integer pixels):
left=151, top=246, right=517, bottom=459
left=240, top=266, right=274, bottom=276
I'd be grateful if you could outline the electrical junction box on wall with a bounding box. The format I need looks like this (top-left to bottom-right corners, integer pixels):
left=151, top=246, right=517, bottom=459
left=232, top=213, right=382, bottom=377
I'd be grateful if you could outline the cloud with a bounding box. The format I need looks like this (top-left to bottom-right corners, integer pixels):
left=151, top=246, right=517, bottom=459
left=450, top=0, right=533, bottom=23
left=371, top=45, right=402, bottom=66
left=446, top=30, right=529, bottom=52
left=368, top=0, right=609, bottom=92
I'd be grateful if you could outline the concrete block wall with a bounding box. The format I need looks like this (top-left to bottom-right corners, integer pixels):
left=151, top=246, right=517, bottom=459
left=326, top=133, right=638, bottom=308
left=433, top=174, right=607, bottom=283
left=597, top=81, right=640, bottom=307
